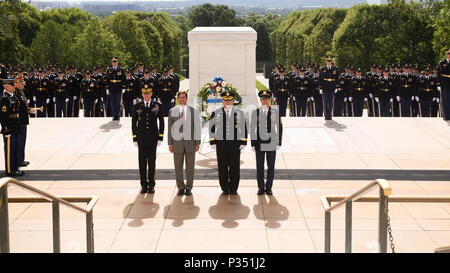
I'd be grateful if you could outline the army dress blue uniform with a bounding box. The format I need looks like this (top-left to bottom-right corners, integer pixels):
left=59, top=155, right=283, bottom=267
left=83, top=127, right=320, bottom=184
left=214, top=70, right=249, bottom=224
left=14, top=76, right=30, bottom=168
left=53, top=75, right=70, bottom=117
left=290, top=69, right=312, bottom=117
left=273, top=70, right=290, bottom=117
left=0, top=79, right=21, bottom=176
left=105, top=59, right=127, bottom=120
left=32, top=73, right=50, bottom=118
left=319, top=57, right=339, bottom=120
left=437, top=50, right=450, bottom=120
left=81, top=73, right=98, bottom=117
left=351, top=72, right=367, bottom=117
left=123, top=72, right=138, bottom=117
left=417, top=68, right=438, bottom=117
left=132, top=92, right=164, bottom=193
left=374, top=72, right=395, bottom=117
left=157, top=70, right=176, bottom=117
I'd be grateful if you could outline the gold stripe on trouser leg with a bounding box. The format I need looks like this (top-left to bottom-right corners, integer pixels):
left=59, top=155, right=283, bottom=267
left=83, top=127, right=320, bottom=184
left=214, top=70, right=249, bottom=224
left=7, top=137, right=11, bottom=174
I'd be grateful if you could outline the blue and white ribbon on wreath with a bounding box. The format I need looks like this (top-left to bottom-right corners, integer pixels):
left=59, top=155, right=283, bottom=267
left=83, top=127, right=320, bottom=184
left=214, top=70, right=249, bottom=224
left=210, top=76, right=224, bottom=94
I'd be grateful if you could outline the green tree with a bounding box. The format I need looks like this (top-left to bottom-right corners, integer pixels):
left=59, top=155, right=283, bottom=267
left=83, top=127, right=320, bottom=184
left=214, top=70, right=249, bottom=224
left=71, top=18, right=130, bottom=71
left=432, top=0, right=450, bottom=59
left=188, top=4, right=240, bottom=28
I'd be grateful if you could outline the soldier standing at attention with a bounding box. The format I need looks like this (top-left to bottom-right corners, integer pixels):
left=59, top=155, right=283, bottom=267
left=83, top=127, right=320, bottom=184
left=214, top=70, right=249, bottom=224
left=375, top=68, right=394, bottom=117
left=352, top=68, right=367, bottom=117
left=319, top=55, right=339, bottom=120
left=32, top=69, right=50, bottom=118
left=273, top=66, right=290, bottom=117
left=209, top=91, right=248, bottom=195
left=106, top=56, right=126, bottom=121
left=132, top=84, right=164, bottom=194
left=123, top=69, right=138, bottom=117
left=53, top=70, right=70, bottom=117
left=1, top=78, right=23, bottom=176
left=14, top=75, right=30, bottom=169
left=158, top=67, right=176, bottom=117
left=250, top=90, right=282, bottom=196
left=437, top=48, right=450, bottom=120
left=81, top=70, right=98, bottom=118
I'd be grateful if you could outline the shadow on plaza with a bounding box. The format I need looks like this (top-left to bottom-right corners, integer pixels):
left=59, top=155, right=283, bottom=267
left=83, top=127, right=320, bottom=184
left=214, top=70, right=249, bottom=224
left=123, top=193, right=160, bottom=228
left=195, top=158, right=244, bottom=169
left=324, top=119, right=347, bottom=132
left=253, top=195, right=289, bottom=229
left=208, top=194, right=250, bottom=228
left=100, top=120, right=122, bottom=132
left=163, top=195, right=200, bottom=227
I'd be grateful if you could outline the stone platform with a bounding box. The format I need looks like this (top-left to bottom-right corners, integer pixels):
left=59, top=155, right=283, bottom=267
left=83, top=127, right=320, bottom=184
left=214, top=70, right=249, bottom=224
left=2, top=117, right=450, bottom=253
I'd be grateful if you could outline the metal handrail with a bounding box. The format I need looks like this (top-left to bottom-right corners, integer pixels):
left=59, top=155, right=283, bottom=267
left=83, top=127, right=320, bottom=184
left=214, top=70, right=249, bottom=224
left=435, top=246, right=450, bottom=253
left=0, top=177, right=98, bottom=253
left=321, top=179, right=392, bottom=253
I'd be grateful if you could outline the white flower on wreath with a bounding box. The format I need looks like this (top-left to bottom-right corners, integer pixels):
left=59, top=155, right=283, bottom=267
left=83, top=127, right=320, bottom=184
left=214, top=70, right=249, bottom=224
left=221, top=81, right=227, bottom=87
left=216, top=86, right=222, bottom=92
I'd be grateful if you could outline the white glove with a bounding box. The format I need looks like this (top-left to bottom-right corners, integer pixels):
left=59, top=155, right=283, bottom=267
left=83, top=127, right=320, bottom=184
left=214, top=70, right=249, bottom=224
left=415, top=96, right=419, bottom=102
left=53, top=97, right=56, bottom=102
left=26, top=99, right=30, bottom=104
left=101, top=97, right=104, bottom=102
left=344, top=97, right=347, bottom=102
left=364, top=97, right=367, bottom=102
left=334, top=89, right=338, bottom=93
left=252, top=147, right=255, bottom=152
left=369, top=93, right=373, bottom=99
left=319, top=89, right=323, bottom=94
left=133, top=142, right=138, bottom=148
left=133, top=99, right=137, bottom=105
left=122, top=89, right=125, bottom=94
left=276, top=146, right=281, bottom=151
left=390, top=98, right=393, bottom=103
left=292, top=96, right=296, bottom=101
left=307, top=97, right=310, bottom=102
left=310, top=97, right=315, bottom=102
left=436, top=98, right=440, bottom=103
left=106, top=89, right=110, bottom=95
left=73, top=96, right=77, bottom=100
left=33, top=96, right=36, bottom=102
left=157, top=141, right=162, bottom=147
left=81, top=98, right=84, bottom=104
left=211, top=145, right=216, bottom=150
left=65, top=98, right=69, bottom=102
left=396, top=96, right=400, bottom=102
left=437, top=86, right=441, bottom=92
left=171, top=99, right=175, bottom=104
left=349, top=97, right=353, bottom=102
left=4, top=134, right=10, bottom=138
left=239, top=145, right=246, bottom=150
left=375, top=97, right=379, bottom=103
left=95, top=99, right=98, bottom=104
left=46, top=98, right=50, bottom=104
left=432, top=97, right=436, bottom=102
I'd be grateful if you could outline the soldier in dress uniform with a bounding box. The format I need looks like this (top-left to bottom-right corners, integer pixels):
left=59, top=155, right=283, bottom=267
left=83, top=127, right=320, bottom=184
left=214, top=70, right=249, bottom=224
left=290, top=66, right=311, bottom=116
left=269, top=64, right=280, bottom=97
left=45, top=66, right=56, bottom=117
left=1, top=78, right=23, bottom=176
left=209, top=91, right=248, bottom=195
left=136, top=62, right=145, bottom=78
left=417, top=65, right=438, bottom=117
left=132, top=82, right=164, bottom=194
left=123, top=69, right=138, bottom=117
left=375, top=68, right=395, bottom=117
left=431, top=65, right=441, bottom=117
left=319, top=55, right=339, bottom=120
left=343, top=66, right=354, bottom=116
left=333, top=71, right=346, bottom=117
left=157, top=67, right=177, bottom=117
left=53, top=70, right=70, bottom=117
left=140, top=69, right=159, bottom=105
left=14, top=75, right=30, bottom=169
left=92, top=66, right=104, bottom=117
left=250, top=90, right=282, bottom=195
left=71, top=66, right=83, bottom=117
left=32, top=69, right=50, bottom=118
left=366, top=64, right=377, bottom=117
left=437, top=48, right=450, bottom=120
left=168, top=64, right=180, bottom=100
left=351, top=68, right=367, bottom=117
left=81, top=70, right=98, bottom=117
left=273, top=66, right=290, bottom=117
left=398, top=64, right=416, bottom=117
left=105, top=56, right=126, bottom=121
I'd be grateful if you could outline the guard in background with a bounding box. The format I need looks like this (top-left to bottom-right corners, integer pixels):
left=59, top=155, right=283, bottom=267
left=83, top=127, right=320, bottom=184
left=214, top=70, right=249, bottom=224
left=351, top=68, right=367, bottom=117
left=106, top=56, right=126, bottom=121
left=319, top=55, right=339, bottom=120
left=437, top=48, right=450, bottom=120
left=1, top=78, right=22, bottom=176
left=81, top=70, right=98, bottom=117
left=132, top=84, right=164, bottom=194
left=250, top=90, right=282, bottom=196
left=375, top=68, right=394, bottom=117
left=209, top=91, right=247, bottom=195
left=32, top=69, right=50, bottom=118
left=158, top=67, right=176, bottom=117
left=14, top=76, right=30, bottom=169
left=123, top=69, right=138, bottom=117
left=273, top=66, right=290, bottom=117
left=53, top=70, right=70, bottom=117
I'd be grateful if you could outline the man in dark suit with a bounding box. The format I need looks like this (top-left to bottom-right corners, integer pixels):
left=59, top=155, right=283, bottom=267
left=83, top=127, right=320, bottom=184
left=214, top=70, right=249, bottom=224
left=250, top=90, right=282, bottom=196
left=132, top=83, right=164, bottom=194
left=209, top=91, right=248, bottom=195
left=168, top=91, right=201, bottom=196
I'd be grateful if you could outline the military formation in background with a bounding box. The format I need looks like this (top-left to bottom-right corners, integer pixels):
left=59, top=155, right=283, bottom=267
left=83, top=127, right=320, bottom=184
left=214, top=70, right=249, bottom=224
left=0, top=57, right=180, bottom=120
left=269, top=50, right=450, bottom=120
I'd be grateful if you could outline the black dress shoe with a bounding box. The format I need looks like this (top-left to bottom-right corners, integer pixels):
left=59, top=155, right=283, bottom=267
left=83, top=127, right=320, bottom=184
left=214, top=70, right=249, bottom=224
left=14, top=170, right=25, bottom=177
left=265, top=189, right=273, bottom=195
left=177, top=188, right=185, bottom=196
left=222, top=191, right=229, bottom=196
left=140, top=188, right=148, bottom=194
left=230, top=191, right=238, bottom=195
left=257, top=189, right=265, bottom=195
left=147, top=188, right=155, bottom=194
left=185, top=189, right=192, bottom=196
left=18, top=162, right=29, bottom=167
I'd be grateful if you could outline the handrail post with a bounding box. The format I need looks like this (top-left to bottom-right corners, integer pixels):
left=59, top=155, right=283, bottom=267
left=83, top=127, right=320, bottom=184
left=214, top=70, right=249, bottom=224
left=86, top=211, right=94, bottom=253
left=378, top=187, right=388, bottom=253
left=345, top=201, right=352, bottom=253
left=52, top=200, right=61, bottom=253
left=0, top=185, right=10, bottom=253
left=324, top=211, right=331, bottom=253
